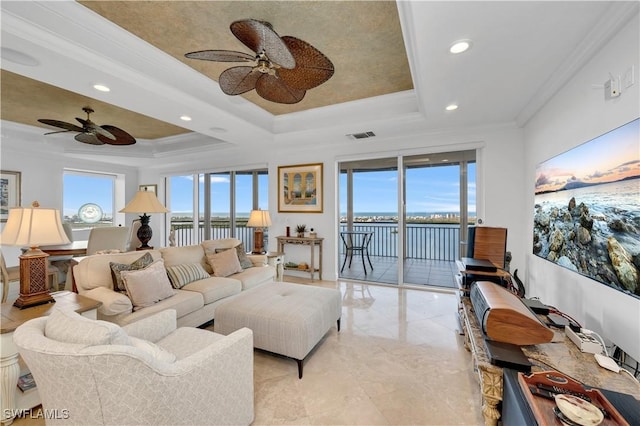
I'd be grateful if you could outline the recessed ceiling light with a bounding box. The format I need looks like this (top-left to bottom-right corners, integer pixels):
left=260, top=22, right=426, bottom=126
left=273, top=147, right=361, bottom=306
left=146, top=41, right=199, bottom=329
left=449, top=40, right=472, bottom=54
left=445, top=104, right=458, bottom=111
left=93, top=84, right=110, bottom=92
left=180, top=115, right=192, bottom=121
left=1, top=47, right=39, bottom=66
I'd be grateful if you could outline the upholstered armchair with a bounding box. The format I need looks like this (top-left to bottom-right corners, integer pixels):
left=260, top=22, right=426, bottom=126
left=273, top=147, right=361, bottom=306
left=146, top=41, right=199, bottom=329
left=13, top=309, right=254, bottom=425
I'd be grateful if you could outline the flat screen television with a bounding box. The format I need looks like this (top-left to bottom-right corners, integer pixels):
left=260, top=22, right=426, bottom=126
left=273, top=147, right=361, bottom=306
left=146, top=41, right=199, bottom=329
left=533, top=118, right=639, bottom=299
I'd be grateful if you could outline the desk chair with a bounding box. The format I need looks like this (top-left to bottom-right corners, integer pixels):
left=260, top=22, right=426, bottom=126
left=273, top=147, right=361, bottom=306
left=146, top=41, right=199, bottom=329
left=126, top=219, right=142, bottom=251
left=340, top=231, right=374, bottom=274
left=1, top=250, right=59, bottom=303
left=49, top=223, right=74, bottom=283
left=86, top=226, right=130, bottom=255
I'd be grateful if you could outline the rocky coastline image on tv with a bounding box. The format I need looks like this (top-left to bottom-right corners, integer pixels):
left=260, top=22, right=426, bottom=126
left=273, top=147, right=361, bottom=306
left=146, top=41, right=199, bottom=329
left=533, top=118, right=640, bottom=298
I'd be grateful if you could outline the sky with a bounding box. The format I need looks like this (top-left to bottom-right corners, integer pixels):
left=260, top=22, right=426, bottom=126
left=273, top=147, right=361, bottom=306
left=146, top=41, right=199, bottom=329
left=63, top=163, right=476, bottom=219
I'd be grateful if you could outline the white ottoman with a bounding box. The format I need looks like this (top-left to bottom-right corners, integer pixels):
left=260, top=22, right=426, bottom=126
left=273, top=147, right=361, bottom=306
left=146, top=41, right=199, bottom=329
left=215, top=282, right=342, bottom=378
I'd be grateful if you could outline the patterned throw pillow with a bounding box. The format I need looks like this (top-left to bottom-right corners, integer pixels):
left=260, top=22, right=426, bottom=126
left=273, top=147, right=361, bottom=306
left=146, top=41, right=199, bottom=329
left=120, top=260, right=176, bottom=311
left=165, top=263, right=210, bottom=289
left=215, top=243, right=253, bottom=269
left=206, top=248, right=243, bottom=277
left=109, top=252, right=154, bottom=292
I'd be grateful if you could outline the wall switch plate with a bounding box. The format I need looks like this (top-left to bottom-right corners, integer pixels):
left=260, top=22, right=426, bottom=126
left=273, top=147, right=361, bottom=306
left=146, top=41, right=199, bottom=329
left=623, top=65, right=635, bottom=89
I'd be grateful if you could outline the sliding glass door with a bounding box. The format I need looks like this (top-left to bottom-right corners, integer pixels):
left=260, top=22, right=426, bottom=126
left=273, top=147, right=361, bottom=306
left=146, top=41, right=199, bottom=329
left=339, top=150, right=475, bottom=288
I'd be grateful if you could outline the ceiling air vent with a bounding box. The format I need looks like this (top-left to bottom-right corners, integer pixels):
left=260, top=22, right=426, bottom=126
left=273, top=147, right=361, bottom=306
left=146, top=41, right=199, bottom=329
left=347, top=131, right=376, bottom=140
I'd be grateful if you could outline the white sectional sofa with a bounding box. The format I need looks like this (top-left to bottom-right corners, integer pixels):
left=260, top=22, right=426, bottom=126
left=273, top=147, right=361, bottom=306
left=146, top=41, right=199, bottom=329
left=72, top=238, right=276, bottom=327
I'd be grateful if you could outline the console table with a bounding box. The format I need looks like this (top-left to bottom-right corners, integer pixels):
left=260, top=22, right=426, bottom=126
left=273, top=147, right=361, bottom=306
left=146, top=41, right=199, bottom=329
left=1, top=291, right=101, bottom=425
left=276, top=236, right=323, bottom=281
left=459, top=297, right=640, bottom=426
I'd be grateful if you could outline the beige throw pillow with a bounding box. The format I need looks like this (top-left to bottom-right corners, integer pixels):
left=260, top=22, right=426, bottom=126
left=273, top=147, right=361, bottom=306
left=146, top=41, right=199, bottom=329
left=45, top=309, right=130, bottom=346
left=121, top=259, right=176, bottom=311
left=206, top=248, right=243, bottom=277
left=109, top=252, right=154, bottom=292
left=215, top=243, right=253, bottom=269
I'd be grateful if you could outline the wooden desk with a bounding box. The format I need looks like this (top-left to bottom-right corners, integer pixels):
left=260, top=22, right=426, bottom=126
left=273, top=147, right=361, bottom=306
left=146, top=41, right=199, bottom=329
left=459, top=298, right=640, bottom=426
left=276, top=236, right=323, bottom=281
left=1, top=291, right=101, bottom=424
left=37, top=240, right=88, bottom=257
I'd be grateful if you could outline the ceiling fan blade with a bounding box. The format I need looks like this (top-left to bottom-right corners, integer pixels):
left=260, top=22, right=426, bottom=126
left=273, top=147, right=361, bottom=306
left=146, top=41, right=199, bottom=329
left=278, top=36, right=335, bottom=90
left=37, top=119, right=84, bottom=133
left=185, top=50, right=255, bottom=62
left=255, top=74, right=305, bottom=104
left=43, top=129, right=73, bottom=136
left=97, top=125, right=137, bottom=145
left=75, top=133, right=105, bottom=145
left=230, top=19, right=295, bottom=69
left=219, top=66, right=261, bottom=95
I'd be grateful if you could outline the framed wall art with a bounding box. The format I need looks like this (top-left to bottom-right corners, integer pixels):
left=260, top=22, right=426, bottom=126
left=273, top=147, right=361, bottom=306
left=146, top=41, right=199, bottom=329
left=139, top=184, right=157, bottom=194
left=278, top=163, right=323, bottom=213
left=1, top=170, right=21, bottom=222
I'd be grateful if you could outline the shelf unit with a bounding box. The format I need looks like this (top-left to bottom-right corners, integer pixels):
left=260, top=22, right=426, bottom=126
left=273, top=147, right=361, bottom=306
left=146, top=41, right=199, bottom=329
left=276, top=236, right=323, bottom=281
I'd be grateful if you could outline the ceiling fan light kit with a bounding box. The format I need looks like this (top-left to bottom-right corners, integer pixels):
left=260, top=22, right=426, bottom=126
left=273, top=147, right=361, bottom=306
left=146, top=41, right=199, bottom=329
left=38, top=107, right=137, bottom=145
left=185, top=19, right=334, bottom=104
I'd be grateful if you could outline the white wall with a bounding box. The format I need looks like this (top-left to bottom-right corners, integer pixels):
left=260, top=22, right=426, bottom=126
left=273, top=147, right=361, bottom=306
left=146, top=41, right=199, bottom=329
left=141, top=122, right=526, bottom=283
left=523, top=14, right=640, bottom=360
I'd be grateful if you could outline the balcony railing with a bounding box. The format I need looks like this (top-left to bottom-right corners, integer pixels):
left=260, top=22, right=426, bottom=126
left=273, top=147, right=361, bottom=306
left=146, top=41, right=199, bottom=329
left=171, top=220, right=460, bottom=261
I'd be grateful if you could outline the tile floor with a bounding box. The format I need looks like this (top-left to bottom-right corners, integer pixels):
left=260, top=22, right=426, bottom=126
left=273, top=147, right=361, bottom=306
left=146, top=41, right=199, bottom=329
left=11, top=278, right=484, bottom=425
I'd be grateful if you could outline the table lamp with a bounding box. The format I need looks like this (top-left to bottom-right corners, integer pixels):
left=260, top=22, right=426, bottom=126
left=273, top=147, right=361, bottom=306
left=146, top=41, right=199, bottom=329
left=0, top=201, right=70, bottom=308
left=119, top=189, right=169, bottom=249
left=247, top=209, right=272, bottom=254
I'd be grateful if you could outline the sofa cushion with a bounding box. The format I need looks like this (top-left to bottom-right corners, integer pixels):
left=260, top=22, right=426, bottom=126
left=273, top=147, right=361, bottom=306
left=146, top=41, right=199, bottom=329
left=201, top=238, right=241, bottom=254
left=206, top=248, right=243, bottom=277
left=166, top=263, right=211, bottom=289
left=73, top=250, right=162, bottom=292
left=116, top=290, right=204, bottom=326
left=181, top=276, right=242, bottom=304
left=109, top=252, right=154, bottom=292
left=160, top=244, right=212, bottom=274
left=156, top=327, right=226, bottom=361
left=232, top=266, right=276, bottom=290
left=121, top=260, right=176, bottom=311
left=216, top=243, right=253, bottom=269
left=45, top=309, right=130, bottom=346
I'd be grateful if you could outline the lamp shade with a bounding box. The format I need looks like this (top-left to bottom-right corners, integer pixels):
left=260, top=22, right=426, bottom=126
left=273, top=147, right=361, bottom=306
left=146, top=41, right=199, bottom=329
left=1, top=204, right=70, bottom=248
left=247, top=210, right=272, bottom=228
left=119, top=190, right=169, bottom=214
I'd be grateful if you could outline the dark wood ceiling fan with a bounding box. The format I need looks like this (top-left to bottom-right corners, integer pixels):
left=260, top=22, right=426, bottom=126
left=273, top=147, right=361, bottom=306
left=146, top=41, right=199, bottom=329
left=185, top=19, right=334, bottom=104
left=37, top=107, right=136, bottom=145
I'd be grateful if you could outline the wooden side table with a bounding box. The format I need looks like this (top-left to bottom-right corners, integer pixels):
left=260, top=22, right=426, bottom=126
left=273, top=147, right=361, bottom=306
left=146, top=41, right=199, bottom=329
left=276, top=236, right=323, bottom=281
left=1, top=291, right=101, bottom=425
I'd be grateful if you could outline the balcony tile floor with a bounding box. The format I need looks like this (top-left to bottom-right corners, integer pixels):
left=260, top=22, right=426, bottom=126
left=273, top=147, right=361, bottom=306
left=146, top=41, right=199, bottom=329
left=339, top=255, right=459, bottom=288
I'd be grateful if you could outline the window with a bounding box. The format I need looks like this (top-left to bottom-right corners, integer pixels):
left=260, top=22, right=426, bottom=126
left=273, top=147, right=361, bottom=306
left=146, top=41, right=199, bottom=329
left=168, top=168, right=268, bottom=247
left=63, top=170, right=117, bottom=230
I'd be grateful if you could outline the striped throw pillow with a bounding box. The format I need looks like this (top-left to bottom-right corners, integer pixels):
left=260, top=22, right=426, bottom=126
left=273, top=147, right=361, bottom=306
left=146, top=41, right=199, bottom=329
left=165, top=263, right=210, bottom=289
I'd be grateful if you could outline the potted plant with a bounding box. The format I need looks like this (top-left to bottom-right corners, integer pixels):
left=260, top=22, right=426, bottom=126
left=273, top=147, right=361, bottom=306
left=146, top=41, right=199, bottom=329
left=296, top=224, right=307, bottom=238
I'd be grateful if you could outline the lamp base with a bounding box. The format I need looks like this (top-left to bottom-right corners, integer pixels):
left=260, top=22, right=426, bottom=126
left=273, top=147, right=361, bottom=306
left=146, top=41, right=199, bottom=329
left=252, top=228, right=266, bottom=254
left=137, top=213, right=153, bottom=249
left=14, top=249, right=56, bottom=309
